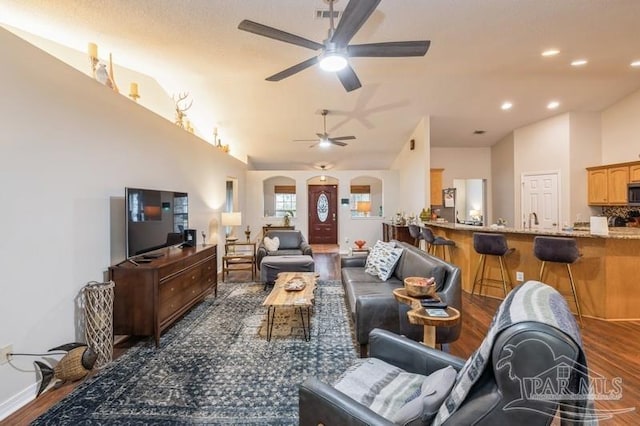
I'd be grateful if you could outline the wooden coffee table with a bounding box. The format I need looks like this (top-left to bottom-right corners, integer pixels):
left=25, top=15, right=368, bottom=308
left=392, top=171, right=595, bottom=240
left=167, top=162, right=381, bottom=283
left=393, top=288, right=460, bottom=348
left=262, top=272, right=317, bottom=341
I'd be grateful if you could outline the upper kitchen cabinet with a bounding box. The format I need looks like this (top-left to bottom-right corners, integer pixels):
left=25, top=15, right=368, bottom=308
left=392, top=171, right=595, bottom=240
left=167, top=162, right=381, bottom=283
left=587, top=164, right=629, bottom=205
left=430, top=168, right=444, bottom=206
left=630, top=164, right=640, bottom=182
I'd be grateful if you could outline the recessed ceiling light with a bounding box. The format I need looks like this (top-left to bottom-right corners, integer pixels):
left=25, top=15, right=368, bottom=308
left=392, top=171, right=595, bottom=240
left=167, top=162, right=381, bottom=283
left=571, top=59, right=588, bottom=66
left=542, top=49, right=560, bottom=57
left=631, top=60, right=640, bottom=67
left=501, top=101, right=513, bottom=110
left=547, top=101, right=560, bottom=109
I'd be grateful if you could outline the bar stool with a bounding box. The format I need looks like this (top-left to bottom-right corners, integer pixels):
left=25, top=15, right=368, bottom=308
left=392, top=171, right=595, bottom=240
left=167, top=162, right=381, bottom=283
left=533, top=236, right=583, bottom=326
left=421, top=227, right=455, bottom=262
left=407, top=224, right=423, bottom=248
left=471, top=233, right=514, bottom=298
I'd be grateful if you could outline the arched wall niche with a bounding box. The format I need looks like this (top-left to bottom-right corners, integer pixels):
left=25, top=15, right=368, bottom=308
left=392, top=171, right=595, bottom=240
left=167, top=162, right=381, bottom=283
left=263, top=176, right=296, bottom=217
left=350, top=175, right=383, bottom=217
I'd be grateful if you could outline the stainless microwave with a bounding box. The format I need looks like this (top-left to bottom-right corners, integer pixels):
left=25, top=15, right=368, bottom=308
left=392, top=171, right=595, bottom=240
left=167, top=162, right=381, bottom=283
left=628, top=183, right=640, bottom=206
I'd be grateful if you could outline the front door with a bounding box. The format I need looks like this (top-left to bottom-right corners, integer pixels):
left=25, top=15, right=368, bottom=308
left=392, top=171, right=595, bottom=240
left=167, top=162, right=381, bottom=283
left=308, top=185, right=338, bottom=244
left=521, top=172, right=559, bottom=230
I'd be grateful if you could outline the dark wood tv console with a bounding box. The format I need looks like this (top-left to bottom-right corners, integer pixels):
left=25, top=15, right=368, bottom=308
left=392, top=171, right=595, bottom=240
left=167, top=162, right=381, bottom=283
left=109, top=244, right=217, bottom=346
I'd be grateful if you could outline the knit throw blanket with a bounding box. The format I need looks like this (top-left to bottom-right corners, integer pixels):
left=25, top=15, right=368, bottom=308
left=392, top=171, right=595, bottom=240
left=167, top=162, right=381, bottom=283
left=433, top=281, right=598, bottom=425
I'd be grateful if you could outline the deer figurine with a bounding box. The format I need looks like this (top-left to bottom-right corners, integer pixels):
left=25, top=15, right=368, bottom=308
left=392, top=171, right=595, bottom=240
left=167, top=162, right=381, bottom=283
left=173, top=92, right=193, bottom=128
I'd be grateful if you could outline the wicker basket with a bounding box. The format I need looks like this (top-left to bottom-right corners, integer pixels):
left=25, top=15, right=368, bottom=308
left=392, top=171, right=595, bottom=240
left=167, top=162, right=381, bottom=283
left=82, top=281, right=115, bottom=369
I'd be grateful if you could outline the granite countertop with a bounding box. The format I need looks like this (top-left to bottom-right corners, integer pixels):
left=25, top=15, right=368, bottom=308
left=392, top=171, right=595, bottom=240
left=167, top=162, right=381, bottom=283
left=423, top=221, right=640, bottom=240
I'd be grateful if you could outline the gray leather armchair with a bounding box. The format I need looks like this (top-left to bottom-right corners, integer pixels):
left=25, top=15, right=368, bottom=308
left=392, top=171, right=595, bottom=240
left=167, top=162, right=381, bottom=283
left=300, top=282, right=592, bottom=425
left=256, top=229, right=312, bottom=268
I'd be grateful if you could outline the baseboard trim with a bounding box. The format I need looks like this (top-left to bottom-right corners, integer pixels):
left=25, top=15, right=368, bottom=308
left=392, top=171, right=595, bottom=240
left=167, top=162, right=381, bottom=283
left=0, top=382, right=37, bottom=421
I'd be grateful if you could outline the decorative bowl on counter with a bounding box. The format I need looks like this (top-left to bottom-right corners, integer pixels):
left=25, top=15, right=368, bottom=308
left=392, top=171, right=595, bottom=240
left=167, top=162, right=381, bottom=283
left=354, top=240, right=366, bottom=249
left=404, top=276, right=437, bottom=298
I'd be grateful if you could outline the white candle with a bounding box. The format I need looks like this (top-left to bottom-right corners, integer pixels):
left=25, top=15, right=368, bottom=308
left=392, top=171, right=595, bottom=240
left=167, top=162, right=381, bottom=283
left=130, top=82, right=139, bottom=96
left=88, top=42, right=98, bottom=58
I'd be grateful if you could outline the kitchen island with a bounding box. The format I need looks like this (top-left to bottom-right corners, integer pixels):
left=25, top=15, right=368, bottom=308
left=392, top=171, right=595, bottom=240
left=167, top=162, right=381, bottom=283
left=424, top=221, right=640, bottom=321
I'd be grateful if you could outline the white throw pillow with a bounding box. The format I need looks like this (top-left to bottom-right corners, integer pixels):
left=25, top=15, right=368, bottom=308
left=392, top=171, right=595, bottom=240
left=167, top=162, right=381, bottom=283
left=376, top=247, right=403, bottom=281
left=365, top=240, right=396, bottom=277
left=263, top=236, right=280, bottom=252
left=365, top=240, right=403, bottom=281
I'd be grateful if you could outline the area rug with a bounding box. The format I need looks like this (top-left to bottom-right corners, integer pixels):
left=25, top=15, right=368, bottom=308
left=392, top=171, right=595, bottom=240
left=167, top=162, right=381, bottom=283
left=33, top=280, right=358, bottom=425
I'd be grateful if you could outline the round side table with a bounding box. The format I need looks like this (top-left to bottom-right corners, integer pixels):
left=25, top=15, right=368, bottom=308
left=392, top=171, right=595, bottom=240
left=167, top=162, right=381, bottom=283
left=393, top=288, right=460, bottom=348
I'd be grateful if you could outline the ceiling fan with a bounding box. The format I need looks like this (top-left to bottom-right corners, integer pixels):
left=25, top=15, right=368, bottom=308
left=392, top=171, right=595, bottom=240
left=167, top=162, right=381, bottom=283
left=295, top=109, right=355, bottom=148
left=238, top=0, right=430, bottom=92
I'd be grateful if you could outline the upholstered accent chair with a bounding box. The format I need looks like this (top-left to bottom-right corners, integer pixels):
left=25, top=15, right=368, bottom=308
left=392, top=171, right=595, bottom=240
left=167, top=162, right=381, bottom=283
left=300, top=281, right=593, bottom=425
left=256, top=229, right=313, bottom=269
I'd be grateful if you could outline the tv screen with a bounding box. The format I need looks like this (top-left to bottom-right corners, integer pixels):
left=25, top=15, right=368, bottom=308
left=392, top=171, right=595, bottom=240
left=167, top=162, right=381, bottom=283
left=125, top=187, right=188, bottom=258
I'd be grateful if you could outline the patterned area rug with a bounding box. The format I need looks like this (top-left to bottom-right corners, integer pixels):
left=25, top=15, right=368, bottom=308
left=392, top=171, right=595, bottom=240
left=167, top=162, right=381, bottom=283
left=33, top=280, right=358, bottom=425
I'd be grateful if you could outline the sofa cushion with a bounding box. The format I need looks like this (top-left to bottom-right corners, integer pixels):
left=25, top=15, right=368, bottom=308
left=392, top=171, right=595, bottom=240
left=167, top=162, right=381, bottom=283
left=263, top=236, right=280, bottom=252
left=266, top=230, right=301, bottom=249
left=394, top=246, right=447, bottom=291
left=333, top=358, right=456, bottom=426
left=394, top=365, right=457, bottom=424
left=365, top=240, right=403, bottom=281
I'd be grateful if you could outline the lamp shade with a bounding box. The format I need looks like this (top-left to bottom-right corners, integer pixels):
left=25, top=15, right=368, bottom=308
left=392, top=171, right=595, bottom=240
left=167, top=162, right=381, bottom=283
left=356, top=201, right=371, bottom=213
left=221, top=212, right=242, bottom=227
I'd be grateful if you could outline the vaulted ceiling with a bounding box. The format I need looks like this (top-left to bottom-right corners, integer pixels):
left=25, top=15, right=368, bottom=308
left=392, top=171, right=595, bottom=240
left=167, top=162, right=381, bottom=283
left=2, top=0, right=640, bottom=170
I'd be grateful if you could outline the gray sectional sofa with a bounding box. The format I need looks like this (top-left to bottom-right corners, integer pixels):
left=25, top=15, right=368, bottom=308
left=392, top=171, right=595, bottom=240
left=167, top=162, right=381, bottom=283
left=341, top=240, right=461, bottom=356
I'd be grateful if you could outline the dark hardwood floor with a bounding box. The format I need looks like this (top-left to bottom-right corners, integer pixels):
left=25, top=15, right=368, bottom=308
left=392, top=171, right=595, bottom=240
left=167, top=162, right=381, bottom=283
left=4, top=246, right=638, bottom=425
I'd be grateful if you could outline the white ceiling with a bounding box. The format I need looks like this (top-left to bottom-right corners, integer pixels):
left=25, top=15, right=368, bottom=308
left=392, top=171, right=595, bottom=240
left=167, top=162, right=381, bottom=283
left=2, top=0, right=640, bottom=170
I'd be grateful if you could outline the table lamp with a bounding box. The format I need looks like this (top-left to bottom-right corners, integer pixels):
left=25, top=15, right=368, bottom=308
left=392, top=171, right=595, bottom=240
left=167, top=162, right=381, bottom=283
left=221, top=212, right=242, bottom=241
left=356, top=201, right=371, bottom=217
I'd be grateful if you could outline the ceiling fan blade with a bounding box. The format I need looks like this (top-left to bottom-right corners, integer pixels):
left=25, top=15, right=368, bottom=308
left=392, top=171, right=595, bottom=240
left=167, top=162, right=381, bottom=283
left=293, top=139, right=319, bottom=142
left=316, top=133, right=327, bottom=139
left=348, top=41, right=431, bottom=57
left=331, top=135, right=356, bottom=141
left=238, top=20, right=323, bottom=50
left=330, top=0, right=382, bottom=47
left=266, top=56, right=319, bottom=81
left=337, top=64, right=362, bottom=92
left=328, top=139, right=348, bottom=147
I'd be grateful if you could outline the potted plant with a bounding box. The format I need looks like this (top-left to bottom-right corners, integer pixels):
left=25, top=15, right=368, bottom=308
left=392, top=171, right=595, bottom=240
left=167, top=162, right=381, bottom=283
left=284, top=210, right=294, bottom=226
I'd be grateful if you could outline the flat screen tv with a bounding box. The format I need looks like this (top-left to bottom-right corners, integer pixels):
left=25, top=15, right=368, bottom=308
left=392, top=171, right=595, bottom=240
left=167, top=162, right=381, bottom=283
left=125, top=187, right=188, bottom=258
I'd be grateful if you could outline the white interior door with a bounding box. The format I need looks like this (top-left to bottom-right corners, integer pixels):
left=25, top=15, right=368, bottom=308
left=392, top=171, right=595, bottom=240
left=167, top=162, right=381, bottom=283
left=521, top=172, right=559, bottom=230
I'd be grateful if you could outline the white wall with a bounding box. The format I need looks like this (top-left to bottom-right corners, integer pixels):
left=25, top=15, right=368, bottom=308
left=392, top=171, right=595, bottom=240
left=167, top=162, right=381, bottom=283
left=0, top=28, right=247, bottom=418
left=390, top=117, right=430, bottom=216
left=246, top=170, right=399, bottom=253
left=431, top=147, right=492, bottom=222
left=513, top=114, right=571, bottom=228
left=601, top=89, right=640, bottom=164
left=569, top=112, right=602, bottom=222
left=491, top=132, right=515, bottom=225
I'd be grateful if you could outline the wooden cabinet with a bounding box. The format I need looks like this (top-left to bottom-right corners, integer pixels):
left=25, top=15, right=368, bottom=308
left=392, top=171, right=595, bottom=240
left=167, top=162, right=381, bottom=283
left=430, top=168, right=444, bottom=206
left=630, top=164, right=640, bottom=182
left=382, top=223, right=414, bottom=245
left=587, top=168, right=608, bottom=204
left=262, top=225, right=294, bottom=235
left=607, top=166, right=629, bottom=204
left=587, top=165, right=629, bottom=205
left=109, top=244, right=217, bottom=346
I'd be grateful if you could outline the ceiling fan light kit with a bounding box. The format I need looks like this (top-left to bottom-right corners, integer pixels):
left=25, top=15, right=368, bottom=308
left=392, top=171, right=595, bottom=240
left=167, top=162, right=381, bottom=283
left=238, top=0, right=429, bottom=92
left=293, top=109, right=356, bottom=148
left=319, top=51, right=348, bottom=72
